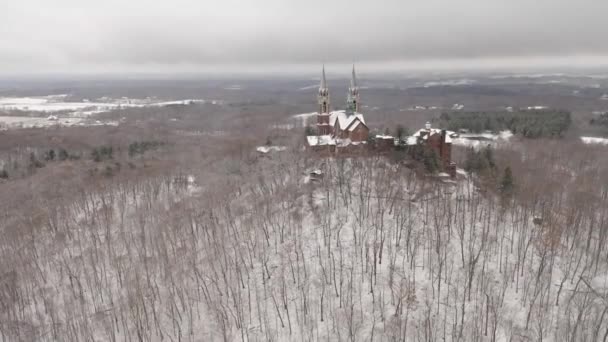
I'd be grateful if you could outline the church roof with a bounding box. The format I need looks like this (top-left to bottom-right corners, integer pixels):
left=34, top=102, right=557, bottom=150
left=329, top=110, right=366, bottom=130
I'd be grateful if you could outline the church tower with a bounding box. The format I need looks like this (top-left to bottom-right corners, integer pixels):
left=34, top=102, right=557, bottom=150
left=317, top=65, right=332, bottom=135
left=346, top=64, right=360, bottom=113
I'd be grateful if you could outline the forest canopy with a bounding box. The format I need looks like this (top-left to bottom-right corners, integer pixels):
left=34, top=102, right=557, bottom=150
left=439, top=110, right=572, bottom=138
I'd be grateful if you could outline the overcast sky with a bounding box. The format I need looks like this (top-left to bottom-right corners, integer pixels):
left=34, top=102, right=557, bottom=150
left=2, top=0, right=608, bottom=76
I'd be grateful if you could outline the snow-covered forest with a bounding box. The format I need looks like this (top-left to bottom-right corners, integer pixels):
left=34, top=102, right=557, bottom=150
left=1, top=138, right=607, bottom=342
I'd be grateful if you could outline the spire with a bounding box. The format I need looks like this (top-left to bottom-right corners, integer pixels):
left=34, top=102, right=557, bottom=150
left=347, top=64, right=360, bottom=113
left=317, top=65, right=330, bottom=115
left=320, top=65, right=327, bottom=91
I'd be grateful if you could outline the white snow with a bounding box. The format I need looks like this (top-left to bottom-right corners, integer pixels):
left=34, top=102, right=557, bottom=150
left=581, top=136, right=608, bottom=145
left=0, top=116, right=120, bottom=130
left=347, top=120, right=362, bottom=131
left=291, top=112, right=317, bottom=127
left=451, top=130, right=514, bottom=149
left=456, top=168, right=468, bottom=177
left=298, top=84, right=319, bottom=90
left=424, top=79, right=475, bottom=87
left=329, top=110, right=366, bottom=130
left=2, top=155, right=606, bottom=341
left=0, top=96, right=209, bottom=117
left=404, top=105, right=441, bottom=111
left=404, top=136, right=418, bottom=145
left=256, top=146, right=287, bottom=153
left=525, top=105, right=549, bottom=110
left=412, top=127, right=458, bottom=143
left=307, top=135, right=336, bottom=146
left=591, top=274, right=608, bottom=291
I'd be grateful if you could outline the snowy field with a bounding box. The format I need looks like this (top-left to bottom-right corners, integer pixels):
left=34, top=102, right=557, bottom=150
left=256, top=145, right=287, bottom=153
left=3, top=154, right=607, bottom=341
left=0, top=116, right=120, bottom=130
left=581, top=136, right=608, bottom=145
left=448, top=131, right=514, bottom=149
left=291, top=112, right=317, bottom=127
left=0, top=95, right=208, bottom=117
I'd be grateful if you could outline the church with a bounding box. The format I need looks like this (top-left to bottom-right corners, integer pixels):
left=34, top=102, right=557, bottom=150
left=307, top=66, right=370, bottom=149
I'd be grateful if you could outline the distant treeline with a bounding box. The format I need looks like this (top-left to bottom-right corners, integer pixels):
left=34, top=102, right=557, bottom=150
left=590, top=112, right=608, bottom=128
left=0, top=140, right=167, bottom=180
left=439, top=110, right=572, bottom=138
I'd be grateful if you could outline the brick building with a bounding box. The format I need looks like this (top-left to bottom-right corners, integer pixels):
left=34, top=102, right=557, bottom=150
left=411, top=122, right=458, bottom=176
left=307, top=66, right=369, bottom=150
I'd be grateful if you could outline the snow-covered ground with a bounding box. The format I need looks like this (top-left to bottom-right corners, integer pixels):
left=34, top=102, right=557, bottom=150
left=0, top=116, right=120, bottom=130
left=452, top=130, right=513, bottom=149
left=581, top=136, right=608, bottom=145
left=291, top=112, right=317, bottom=127
left=423, top=79, right=475, bottom=87
left=299, top=84, right=319, bottom=91
left=0, top=95, right=208, bottom=117
left=524, top=105, right=549, bottom=110
left=256, top=145, right=287, bottom=153
left=1, top=155, right=607, bottom=341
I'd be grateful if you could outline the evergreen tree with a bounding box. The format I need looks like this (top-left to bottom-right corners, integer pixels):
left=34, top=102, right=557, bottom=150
left=395, top=125, right=409, bottom=140
left=423, top=148, right=440, bottom=173
left=29, top=152, right=44, bottom=169
left=58, top=148, right=68, bottom=161
left=483, top=145, right=496, bottom=169
left=465, top=146, right=497, bottom=175
left=45, top=149, right=56, bottom=161
left=500, top=166, right=514, bottom=195
left=92, top=148, right=102, bottom=162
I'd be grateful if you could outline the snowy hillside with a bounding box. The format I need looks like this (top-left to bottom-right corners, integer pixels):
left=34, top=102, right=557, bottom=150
left=0, top=153, right=607, bottom=341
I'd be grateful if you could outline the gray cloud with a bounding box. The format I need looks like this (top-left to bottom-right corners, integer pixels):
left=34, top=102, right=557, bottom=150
left=2, top=0, right=608, bottom=74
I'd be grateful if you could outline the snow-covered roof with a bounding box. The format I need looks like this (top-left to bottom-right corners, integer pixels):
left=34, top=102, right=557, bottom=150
left=412, top=128, right=457, bottom=143
left=404, top=136, right=418, bottom=145
left=307, top=135, right=369, bottom=148
left=348, top=119, right=364, bottom=131
left=307, top=135, right=336, bottom=146
left=329, top=110, right=366, bottom=130
left=337, top=138, right=367, bottom=147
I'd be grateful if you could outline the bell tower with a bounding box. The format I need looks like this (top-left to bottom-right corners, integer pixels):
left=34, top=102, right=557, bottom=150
left=317, top=65, right=332, bottom=135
